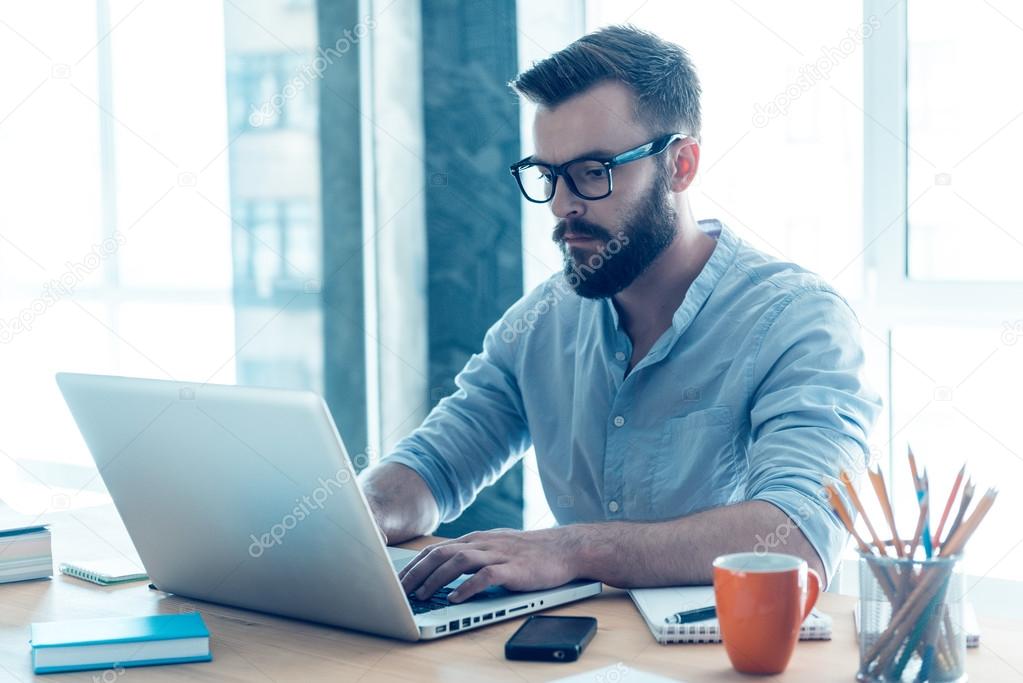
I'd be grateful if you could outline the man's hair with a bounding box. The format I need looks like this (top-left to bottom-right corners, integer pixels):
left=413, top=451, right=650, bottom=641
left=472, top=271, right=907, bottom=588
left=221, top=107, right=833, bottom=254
left=509, top=25, right=702, bottom=141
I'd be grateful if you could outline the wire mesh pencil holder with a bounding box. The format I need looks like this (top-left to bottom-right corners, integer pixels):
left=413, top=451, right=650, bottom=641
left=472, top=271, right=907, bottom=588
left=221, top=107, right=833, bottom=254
left=856, top=550, right=966, bottom=683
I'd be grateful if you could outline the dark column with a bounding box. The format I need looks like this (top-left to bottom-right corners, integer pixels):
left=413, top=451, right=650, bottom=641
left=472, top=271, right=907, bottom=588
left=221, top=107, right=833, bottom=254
left=421, top=0, right=525, bottom=535
left=319, top=0, right=369, bottom=460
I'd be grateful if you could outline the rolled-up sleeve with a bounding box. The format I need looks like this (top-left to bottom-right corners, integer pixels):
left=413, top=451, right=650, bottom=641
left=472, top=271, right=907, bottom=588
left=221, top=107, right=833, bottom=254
left=745, top=287, right=883, bottom=584
left=383, top=304, right=532, bottom=523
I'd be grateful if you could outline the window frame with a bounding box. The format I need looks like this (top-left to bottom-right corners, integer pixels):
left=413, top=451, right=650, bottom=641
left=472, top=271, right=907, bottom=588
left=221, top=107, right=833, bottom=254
left=862, top=0, right=1023, bottom=324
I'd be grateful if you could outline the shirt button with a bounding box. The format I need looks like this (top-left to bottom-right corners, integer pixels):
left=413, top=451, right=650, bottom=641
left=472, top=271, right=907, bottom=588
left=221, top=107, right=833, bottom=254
left=614, top=351, right=626, bottom=361
left=613, top=415, right=625, bottom=427
left=608, top=500, right=620, bottom=513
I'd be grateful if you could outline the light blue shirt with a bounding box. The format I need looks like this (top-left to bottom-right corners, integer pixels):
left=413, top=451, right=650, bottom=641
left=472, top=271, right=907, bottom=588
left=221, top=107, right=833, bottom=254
left=386, top=220, right=882, bottom=582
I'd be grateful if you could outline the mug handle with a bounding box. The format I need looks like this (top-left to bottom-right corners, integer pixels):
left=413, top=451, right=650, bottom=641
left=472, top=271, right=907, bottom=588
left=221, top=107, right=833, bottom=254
left=802, top=568, right=822, bottom=621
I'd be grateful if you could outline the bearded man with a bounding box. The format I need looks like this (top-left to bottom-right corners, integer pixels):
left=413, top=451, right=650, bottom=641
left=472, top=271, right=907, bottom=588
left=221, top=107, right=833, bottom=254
left=359, top=25, right=882, bottom=602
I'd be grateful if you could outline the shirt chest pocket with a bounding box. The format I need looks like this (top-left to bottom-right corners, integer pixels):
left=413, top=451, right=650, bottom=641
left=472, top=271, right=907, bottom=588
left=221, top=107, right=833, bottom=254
left=650, top=406, right=741, bottom=517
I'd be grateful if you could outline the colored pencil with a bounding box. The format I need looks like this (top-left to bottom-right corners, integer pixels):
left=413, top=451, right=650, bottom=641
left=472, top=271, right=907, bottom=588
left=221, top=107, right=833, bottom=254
left=907, top=492, right=929, bottom=560
left=908, top=447, right=933, bottom=558
left=921, top=469, right=933, bottom=558
left=825, top=484, right=899, bottom=603
left=943, top=478, right=975, bottom=548
left=839, top=469, right=888, bottom=556
left=825, top=484, right=872, bottom=554
left=868, top=466, right=904, bottom=557
left=932, top=464, right=966, bottom=552
left=907, top=444, right=921, bottom=485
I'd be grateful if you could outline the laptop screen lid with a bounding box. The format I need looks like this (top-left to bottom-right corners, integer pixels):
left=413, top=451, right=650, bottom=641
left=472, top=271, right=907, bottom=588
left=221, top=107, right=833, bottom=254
left=56, top=372, right=420, bottom=640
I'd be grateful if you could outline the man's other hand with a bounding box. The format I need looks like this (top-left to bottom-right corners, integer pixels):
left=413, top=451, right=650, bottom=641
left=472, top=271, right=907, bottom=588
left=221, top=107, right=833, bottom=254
left=398, top=527, right=583, bottom=603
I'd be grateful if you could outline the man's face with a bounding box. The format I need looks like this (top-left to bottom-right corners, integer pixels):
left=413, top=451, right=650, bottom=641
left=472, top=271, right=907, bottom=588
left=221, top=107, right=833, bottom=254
left=532, top=81, right=679, bottom=299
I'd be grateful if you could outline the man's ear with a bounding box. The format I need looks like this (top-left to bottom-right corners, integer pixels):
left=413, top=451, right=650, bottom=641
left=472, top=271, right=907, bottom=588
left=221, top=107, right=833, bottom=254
left=669, top=138, right=700, bottom=192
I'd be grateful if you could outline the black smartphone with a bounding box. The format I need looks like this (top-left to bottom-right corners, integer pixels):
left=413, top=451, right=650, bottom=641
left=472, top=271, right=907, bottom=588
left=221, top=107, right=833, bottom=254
left=504, top=615, right=597, bottom=662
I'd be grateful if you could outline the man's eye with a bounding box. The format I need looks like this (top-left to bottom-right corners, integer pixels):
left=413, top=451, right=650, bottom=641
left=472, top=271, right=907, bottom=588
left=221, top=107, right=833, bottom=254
left=586, top=168, right=607, bottom=178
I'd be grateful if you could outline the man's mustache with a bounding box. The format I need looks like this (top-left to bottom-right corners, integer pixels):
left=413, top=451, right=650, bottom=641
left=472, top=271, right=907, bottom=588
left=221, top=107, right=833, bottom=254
left=551, top=220, right=614, bottom=243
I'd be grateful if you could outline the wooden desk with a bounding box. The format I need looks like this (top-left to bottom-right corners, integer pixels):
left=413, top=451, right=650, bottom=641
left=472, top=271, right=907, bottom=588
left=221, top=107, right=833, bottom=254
left=2, top=520, right=1022, bottom=681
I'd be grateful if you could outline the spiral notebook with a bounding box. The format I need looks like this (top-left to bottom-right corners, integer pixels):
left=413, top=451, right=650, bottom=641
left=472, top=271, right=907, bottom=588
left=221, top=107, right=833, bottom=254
left=59, top=558, right=148, bottom=586
left=629, top=585, right=832, bottom=644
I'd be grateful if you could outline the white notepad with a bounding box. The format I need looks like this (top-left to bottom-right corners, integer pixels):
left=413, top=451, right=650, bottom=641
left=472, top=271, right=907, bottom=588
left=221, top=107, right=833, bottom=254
left=59, top=558, right=148, bottom=586
left=629, top=585, right=832, bottom=644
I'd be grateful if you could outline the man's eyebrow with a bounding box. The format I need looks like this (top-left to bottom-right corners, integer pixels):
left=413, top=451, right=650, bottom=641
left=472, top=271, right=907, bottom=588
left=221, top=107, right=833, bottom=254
left=528, top=148, right=617, bottom=165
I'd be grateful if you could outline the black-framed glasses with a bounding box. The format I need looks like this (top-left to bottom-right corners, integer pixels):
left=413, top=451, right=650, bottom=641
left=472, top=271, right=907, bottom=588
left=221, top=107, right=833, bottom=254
left=509, top=133, right=688, bottom=203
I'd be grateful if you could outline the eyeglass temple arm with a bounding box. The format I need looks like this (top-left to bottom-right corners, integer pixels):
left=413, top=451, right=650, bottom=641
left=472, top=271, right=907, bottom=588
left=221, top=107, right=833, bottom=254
left=609, top=133, right=687, bottom=167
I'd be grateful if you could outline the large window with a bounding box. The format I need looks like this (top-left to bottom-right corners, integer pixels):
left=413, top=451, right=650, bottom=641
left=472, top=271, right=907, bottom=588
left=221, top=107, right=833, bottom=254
left=888, top=0, right=1023, bottom=581
left=0, top=2, right=236, bottom=514
left=863, top=0, right=1023, bottom=583
left=0, top=0, right=324, bottom=519
left=222, top=0, right=324, bottom=395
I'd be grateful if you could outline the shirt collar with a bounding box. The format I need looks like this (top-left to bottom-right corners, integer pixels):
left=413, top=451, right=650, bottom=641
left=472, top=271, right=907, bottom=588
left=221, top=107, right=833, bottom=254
left=670, top=218, right=738, bottom=332
left=603, top=219, right=739, bottom=333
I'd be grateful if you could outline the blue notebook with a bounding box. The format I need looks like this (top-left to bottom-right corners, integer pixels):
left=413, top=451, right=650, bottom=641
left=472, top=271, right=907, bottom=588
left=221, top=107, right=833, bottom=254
left=30, top=612, right=211, bottom=674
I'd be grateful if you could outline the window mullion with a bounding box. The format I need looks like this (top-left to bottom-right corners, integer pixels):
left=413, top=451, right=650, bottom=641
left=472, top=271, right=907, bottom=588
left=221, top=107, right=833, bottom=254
left=862, top=0, right=909, bottom=307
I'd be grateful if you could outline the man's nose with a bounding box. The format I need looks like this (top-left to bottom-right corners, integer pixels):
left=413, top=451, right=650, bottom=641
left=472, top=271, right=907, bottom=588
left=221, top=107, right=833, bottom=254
left=550, top=178, right=585, bottom=220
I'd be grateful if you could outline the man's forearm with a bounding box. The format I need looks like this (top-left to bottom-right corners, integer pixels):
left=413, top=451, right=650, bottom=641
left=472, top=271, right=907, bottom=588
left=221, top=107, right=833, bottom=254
left=570, top=501, right=828, bottom=588
left=358, top=461, right=440, bottom=544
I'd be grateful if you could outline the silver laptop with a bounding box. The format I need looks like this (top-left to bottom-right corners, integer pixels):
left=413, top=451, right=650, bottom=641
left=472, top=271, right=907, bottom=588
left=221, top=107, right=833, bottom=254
left=56, top=372, right=601, bottom=641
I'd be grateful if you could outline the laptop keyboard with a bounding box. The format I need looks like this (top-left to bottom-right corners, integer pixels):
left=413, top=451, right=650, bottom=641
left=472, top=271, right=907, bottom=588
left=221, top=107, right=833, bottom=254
left=406, top=583, right=510, bottom=614
left=407, top=586, right=455, bottom=614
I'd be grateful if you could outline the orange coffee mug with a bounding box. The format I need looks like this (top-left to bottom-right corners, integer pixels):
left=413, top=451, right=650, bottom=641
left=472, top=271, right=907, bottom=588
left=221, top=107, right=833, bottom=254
left=712, top=552, right=821, bottom=675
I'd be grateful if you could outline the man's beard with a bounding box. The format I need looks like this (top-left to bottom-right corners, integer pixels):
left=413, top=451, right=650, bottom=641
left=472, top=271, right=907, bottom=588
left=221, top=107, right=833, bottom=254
left=552, top=168, right=678, bottom=299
